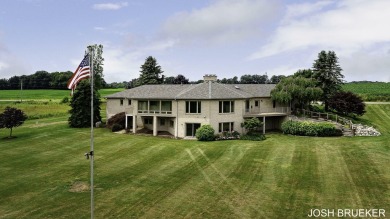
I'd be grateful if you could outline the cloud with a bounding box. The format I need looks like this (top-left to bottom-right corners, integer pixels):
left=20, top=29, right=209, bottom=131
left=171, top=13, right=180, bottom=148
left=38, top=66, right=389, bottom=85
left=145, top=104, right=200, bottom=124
left=161, top=0, right=281, bottom=45
left=0, top=52, right=29, bottom=79
left=92, top=2, right=128, bottom=10
left=94, top=27, right=105, bottom=31
left=341, top=47, right=390, bottom=82
left=249, top=0, right=390, bottom=59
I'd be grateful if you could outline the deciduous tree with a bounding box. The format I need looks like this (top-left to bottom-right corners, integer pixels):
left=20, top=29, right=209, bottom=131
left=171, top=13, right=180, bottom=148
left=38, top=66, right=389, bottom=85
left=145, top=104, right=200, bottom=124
left=328, top=91, right=366, bottom=116
left=0, top=107, right=27, bottom=138
left=271, top=76, right=322, bottom=109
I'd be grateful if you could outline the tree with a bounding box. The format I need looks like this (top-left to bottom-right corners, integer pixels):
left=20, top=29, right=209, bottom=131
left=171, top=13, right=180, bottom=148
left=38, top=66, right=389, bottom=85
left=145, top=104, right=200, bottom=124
left=163, top=76, right=175, bottom=84
left=138, top=56, right=164, bottom=85
left=312, top=51, right=344, bottom=111
left=68, top=81, right=102, bottom=127
left=0, top=107, right=27, bottom=138
left=88, top=44, right=105, bottom=89
left=328, top=91, right=366, bottom=116
left=293, top=69, right=314, bottom=78
left=68, top=45, right=104, bottom=127
left=271, top=76, right=323, bottom=109
left=173, top=74, right=189, bottom=84
left=31, top=71, right=51, bottom=89
left=240, top=74, right=268, bottom=84
left=269, top=75, right=286, bottom=84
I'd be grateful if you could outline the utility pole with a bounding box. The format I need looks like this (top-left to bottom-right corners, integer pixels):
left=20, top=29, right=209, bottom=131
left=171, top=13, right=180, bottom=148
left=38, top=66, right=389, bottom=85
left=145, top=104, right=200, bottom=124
left=20, top=80, right=23, bottom=102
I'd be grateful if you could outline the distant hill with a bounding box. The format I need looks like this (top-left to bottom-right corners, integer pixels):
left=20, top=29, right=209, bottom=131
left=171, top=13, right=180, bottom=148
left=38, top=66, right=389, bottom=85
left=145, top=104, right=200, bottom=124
left=342, top=81, right=390, bottom=101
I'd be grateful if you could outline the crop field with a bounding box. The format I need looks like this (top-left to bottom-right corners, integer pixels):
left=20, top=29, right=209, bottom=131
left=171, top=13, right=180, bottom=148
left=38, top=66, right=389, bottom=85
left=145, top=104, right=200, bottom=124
left=343, top=82, right=390, bottom=101
left=0, top=89, right=124, bottom=102
left=0, top=103, right=389, bottom=218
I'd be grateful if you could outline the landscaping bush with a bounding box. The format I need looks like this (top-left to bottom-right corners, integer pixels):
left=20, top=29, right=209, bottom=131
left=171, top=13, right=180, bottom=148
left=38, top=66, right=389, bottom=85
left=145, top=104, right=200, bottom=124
left=60, top=96, right=69, bottom=104
left=107, top=112, right=126, bottom=129
left=240, top=132, right=266, bottom=141
left=215, top=131, right=240, bottom=140
left=281, top=120, right=342, bottom=137
left=111, top=123, right=123, bottom=132
left=195, top=124, right=215, bottom=141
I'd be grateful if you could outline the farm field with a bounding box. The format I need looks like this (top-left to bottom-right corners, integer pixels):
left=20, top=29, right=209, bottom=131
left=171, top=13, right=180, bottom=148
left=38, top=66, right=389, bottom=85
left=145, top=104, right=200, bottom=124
left=0, top=89, right=124, bottom=102
left=0, top=105, right=389, bottom=218
left=342, top=82, right=390, bottom=101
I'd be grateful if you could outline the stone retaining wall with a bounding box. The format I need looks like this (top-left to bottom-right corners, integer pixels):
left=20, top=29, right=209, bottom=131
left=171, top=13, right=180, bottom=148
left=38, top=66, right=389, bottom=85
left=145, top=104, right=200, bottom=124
left=353, top=124, right=381, bottom=136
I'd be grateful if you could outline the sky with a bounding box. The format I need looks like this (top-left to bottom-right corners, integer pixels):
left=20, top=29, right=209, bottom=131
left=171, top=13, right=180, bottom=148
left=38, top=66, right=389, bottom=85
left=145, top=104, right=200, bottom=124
left=1, top=0, right=390, bottom=83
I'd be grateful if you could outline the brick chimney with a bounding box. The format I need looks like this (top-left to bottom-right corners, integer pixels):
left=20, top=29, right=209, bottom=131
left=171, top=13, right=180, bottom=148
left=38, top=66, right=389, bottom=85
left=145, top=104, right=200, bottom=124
left=203, top=74, right=217, bottom=82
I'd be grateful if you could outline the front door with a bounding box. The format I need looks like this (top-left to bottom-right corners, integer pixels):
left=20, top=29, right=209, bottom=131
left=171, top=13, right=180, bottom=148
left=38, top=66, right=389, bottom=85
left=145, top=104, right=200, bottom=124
left=253, top=99, right=260, bottom=113
left=186, top=123, right=201, bottom=137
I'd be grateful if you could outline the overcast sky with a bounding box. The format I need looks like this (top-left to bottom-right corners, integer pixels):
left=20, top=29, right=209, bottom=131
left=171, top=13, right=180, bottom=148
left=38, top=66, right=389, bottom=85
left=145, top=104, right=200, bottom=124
left=1, top=0, right=389, bottom=83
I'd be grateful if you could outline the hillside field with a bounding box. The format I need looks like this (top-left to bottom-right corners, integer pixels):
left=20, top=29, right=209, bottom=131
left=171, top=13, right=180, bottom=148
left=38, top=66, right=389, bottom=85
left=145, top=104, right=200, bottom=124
left=0, top=102, right=389, bottom=218
left=342, top=82, right=390, bottom=101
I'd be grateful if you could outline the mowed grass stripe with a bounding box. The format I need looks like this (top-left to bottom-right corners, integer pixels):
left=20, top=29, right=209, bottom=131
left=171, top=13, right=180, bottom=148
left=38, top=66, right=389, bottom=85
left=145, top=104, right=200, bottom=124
left=1, top=105, right=390, bottom=218
left=340, top=145, right=389, bottom=208
left=365, top=105, right=390, bottom=135
left=96, top=143, right=228, bottom=218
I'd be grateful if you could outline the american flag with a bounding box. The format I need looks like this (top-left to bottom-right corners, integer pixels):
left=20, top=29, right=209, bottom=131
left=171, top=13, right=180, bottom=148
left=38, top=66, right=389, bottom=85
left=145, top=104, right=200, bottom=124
left=67, top=54, right=91, bottom=94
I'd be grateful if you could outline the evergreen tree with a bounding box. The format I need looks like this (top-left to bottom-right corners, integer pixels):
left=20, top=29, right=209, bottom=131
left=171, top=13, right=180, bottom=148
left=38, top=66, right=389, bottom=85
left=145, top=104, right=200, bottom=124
left=68, top=44, right=103, bottom=127
left=68, top=81, right=101, bottom=127
left=138, top=56, right=164, bottom=85
left=312, top=50, right=344, bottom=111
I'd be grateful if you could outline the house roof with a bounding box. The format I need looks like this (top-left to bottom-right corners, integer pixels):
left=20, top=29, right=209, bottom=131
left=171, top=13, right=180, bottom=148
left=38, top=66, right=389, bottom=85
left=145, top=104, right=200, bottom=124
left=105, top=83, right=276, bottom=100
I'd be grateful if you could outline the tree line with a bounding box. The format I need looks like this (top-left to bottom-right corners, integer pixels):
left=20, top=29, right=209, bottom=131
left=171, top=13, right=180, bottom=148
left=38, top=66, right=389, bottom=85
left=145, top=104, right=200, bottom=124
left=0, top=71, right=73, bottom=90
left=124, top=56, right=286, bottom=89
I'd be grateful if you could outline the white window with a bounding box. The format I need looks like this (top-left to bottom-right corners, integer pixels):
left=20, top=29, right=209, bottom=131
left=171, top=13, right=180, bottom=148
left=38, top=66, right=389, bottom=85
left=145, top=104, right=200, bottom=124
left=144, top=118, right=153, bottom=125
left=186, top=101, right=201, bottom=114
left=219, top=101, right=234, bottom=113
left=219, top=122, right=234, bottom=132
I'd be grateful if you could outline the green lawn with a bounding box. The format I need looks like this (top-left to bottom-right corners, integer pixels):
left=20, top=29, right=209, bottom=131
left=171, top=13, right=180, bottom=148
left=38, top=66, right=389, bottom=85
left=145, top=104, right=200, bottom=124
left=0, top=89, right=124, bottom=102
left=0, top=105, right=389, bottom=218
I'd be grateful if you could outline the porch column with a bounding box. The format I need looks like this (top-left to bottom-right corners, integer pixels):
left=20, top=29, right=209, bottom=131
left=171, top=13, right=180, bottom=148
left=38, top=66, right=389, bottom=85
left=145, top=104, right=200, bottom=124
left=174, top=117, right=178, bottom=138
left=263, top=116, right=266, bottom=134
left=153, top=116, right=158, bottom=136
left=125, top=115, right=128, bottom=129
left=133, top=115, right=137, bottom=134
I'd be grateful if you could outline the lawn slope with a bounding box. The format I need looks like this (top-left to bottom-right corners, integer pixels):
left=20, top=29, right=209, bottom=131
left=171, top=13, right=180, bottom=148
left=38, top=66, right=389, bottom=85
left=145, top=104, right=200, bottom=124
left=0, top=105, right=389, bottom=218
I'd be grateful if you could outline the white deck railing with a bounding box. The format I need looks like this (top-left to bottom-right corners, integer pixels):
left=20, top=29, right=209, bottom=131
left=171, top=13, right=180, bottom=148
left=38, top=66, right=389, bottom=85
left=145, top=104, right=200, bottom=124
left=244, top=107, right=290, bottom=115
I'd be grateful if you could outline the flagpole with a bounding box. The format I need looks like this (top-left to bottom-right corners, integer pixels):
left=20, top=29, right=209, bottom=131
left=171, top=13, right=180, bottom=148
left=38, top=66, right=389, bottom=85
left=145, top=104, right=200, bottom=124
left=89, top=47, right=95, bottom=219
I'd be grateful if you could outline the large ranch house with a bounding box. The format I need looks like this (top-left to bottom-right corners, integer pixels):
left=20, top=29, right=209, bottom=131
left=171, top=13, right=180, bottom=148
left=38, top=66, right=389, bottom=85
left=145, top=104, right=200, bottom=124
left=105, top=75, right=291, bottom=138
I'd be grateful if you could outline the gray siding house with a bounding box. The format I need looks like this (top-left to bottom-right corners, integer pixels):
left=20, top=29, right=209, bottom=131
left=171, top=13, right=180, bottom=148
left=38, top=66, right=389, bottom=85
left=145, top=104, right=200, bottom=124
left=105, top=75, right=290, bottom=138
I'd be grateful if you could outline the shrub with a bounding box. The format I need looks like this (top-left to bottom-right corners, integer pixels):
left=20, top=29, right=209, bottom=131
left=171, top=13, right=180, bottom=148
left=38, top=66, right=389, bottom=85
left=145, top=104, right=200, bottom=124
left=111, top=123, right=123, bottom=132
left=60, top=96, right=69, bottom=104
left=195, top=124, right=215, bottom=141
left=107, top=112, right=126, bottom=129
left=241, top=117, right=262, bottom=132
left=281, top=120, right=342, bottom=137
left=216, top=131, right=240, bottom=140
left=240, top=131, right=266, bottom=141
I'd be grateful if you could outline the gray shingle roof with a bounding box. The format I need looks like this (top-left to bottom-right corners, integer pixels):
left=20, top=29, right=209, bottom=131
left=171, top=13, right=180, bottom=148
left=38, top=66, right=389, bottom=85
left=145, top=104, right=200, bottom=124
left=105, top=83, right=275, bottom=100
